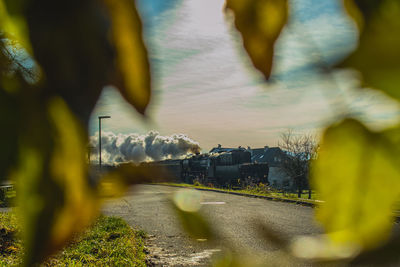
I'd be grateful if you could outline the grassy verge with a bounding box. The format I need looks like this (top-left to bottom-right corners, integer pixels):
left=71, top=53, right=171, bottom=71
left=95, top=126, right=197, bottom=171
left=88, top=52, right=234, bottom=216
left=0, top=212, right=147, bottom=266
left=0, top=211, right=22, bottom=266
left=158, top=182, right=320, bottom=204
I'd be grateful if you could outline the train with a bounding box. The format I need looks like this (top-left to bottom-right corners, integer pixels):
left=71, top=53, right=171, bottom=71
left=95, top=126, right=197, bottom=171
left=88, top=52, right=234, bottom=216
left=139, top=149, right=269, bottom=188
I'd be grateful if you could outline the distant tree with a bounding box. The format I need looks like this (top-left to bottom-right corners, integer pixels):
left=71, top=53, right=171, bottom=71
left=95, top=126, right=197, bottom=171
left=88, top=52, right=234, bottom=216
left=278, top=130, right=318, bottom=198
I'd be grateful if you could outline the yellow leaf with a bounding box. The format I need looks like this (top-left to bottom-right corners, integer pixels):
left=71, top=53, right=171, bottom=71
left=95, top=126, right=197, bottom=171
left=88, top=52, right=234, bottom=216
left=338, top=0, right=400, bottom=102
left=0, top=0, right=32, bottom=54
left=47, top=98, right=99, bottom=250
left=342, top=0, right=364, bottom=31
left=225, top=0, right=288, bottom=79
left=312, top=119, right=400, bottom=250
left=104, top=0, right=151, bottom=114
left=16, top=98, right=99, bottom=265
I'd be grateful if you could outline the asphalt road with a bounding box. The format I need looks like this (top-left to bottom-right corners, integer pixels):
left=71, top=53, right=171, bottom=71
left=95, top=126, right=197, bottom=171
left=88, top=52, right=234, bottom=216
left=102, top=184, right=323, bottom=266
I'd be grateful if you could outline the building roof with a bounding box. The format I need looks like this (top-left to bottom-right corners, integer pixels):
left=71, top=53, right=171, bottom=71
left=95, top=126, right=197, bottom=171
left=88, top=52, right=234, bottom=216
left=251, top=147, right=287, bottom=167
left=209, top=144, right=246, bottom=154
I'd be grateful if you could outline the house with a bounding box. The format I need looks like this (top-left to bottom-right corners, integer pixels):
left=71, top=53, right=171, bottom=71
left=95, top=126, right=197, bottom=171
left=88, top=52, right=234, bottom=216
left=209, top=144, right=294, bottom=190
left=249, top=146, right=294, bottom=190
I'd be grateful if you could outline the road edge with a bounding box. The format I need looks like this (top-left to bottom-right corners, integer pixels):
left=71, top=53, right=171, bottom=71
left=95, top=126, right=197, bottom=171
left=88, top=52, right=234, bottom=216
left=153, top=184, right=400, bottom=222
left=153, top=183, right=317, bottom=207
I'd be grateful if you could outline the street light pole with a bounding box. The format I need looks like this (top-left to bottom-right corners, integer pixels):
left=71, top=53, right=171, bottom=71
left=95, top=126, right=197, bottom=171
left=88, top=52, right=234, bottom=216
left=98, top=115, right=111, bottom=172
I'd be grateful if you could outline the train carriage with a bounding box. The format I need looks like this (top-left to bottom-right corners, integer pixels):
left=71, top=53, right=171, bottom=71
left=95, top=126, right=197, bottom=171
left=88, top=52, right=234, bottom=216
left=134, top=149, right=269, bottom=188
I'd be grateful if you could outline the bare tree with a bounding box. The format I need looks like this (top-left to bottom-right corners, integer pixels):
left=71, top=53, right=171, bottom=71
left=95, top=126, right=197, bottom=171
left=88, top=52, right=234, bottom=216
left=278, top=130, right=318, bottom=198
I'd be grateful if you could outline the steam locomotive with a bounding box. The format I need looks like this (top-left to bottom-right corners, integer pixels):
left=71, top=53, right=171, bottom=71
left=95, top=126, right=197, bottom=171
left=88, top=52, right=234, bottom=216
left=139, top=149, right=269, bottom=187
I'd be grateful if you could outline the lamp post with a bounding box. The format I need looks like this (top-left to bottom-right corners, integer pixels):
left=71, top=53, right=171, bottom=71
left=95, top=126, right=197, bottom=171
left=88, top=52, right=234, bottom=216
left=98, top=115, right=111, bottom=172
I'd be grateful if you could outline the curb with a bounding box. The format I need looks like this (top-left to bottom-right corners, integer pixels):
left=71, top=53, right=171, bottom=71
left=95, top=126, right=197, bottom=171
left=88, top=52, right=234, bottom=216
left=154, top=183, right=317, bottom=207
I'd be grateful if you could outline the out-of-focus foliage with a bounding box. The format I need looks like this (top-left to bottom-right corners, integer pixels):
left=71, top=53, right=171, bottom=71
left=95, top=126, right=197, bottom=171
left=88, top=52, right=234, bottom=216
left=1, top=0, right=400, bottom=266
left=0, top=0, right=31, bottom=53
left=0, top=36, right=30, bottom=183
left=225, top=0, right=288, bottom=79
left=0, top=0, right=152, bottom=265
left=15, top=97, right=99, bottom=265
left=173, top=203, right=214, bottom=240
left=104, top=0, right=151, bottom=115
left=312, top=119, right=400, bottom=250
left=0, top=83, right=18, bottom=181
left=339, top=0, right=400, bottom=101
left=172, top=189, right=214, bottom=240
left=301, top=0, right=400, bottom=263
left=212, top=251, right=266, bottom=267
left=25, top=0, right=116, bottom=124
left=46, top=99, right=99, bottom=255
left=99, top=163, right=166, bottom=198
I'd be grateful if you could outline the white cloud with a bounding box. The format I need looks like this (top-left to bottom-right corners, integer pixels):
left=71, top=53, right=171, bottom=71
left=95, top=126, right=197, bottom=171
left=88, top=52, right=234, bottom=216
left=90, top=131, right=201, bottom=165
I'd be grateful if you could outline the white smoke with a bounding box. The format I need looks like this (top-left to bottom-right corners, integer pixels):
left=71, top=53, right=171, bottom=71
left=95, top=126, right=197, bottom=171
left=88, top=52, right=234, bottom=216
left=89, top=131, right=201, bottom=165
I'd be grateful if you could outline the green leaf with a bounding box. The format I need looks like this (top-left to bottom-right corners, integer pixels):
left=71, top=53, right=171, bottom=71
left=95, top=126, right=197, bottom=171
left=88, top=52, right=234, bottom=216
left=311, top=119, right=400, bottom=250
left=16, top=98, right=98, bottom=265
left=104, top=0, right=152, bottom=114
left=338, top=0, right=400, bottom=102
left=225, top=0, right=288, bottom=79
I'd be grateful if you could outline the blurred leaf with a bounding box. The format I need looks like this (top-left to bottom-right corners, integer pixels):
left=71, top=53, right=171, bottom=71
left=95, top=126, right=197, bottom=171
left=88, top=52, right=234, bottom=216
left=312, top=119, right=400, bottom=250
left=104, top=0, right=151, bottom=114
left=342, top=0, right=364, bottom=31
left=225, top=0, right=288, bottom=79
left=350, top=231, right=400, bottom=265
left=339, top=0, right=400, bottom=101
left=0, top=0, right=32, bottom=53
left=47, top=98, right=99, bottom=250
left=16, top=98, right=98, bottom=265
left=0, top=89, right=19, bottom=183
left=25, top=0, right=115, bottom=124
left=255, top=220, right=289, bottom=250
left=171, top=200, right=214, bottom=240
left=213, top=250, right=248, bottom=267
left=0, top=39, right=26, bottom=184
left=212, top=248, right=286, bottom=267
left=290, top=234, right=360, bottom=262
left=99, top=163, right=166, bottom=198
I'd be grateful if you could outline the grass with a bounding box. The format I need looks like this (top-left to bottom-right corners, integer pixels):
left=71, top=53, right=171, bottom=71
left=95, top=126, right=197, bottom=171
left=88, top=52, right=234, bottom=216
left=158, top=182, right=320, bottom=204
left=243, top=187, right=319, bottom=200
left=0, top=212, right=147, bottom=266
left=0, top=212, right=22, bottom=266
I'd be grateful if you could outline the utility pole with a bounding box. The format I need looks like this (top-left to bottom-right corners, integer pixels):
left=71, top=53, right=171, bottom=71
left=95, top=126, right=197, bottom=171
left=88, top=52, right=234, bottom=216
left=98, top=115, right=111, bottom=172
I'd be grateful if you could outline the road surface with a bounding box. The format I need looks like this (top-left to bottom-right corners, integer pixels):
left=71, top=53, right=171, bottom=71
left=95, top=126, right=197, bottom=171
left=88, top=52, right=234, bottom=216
left=102, top=184, right=322, bottom=266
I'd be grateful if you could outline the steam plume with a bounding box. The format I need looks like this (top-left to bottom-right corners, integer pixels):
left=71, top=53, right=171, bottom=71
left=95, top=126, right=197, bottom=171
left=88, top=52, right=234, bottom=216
left=89, top=131, right=201, bottom=165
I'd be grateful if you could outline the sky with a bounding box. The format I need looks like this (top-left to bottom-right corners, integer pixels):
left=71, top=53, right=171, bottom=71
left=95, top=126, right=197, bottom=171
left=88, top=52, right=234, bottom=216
left=88, top=0, right=400, bottom=152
